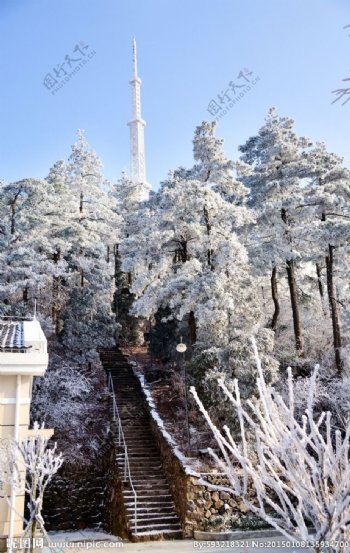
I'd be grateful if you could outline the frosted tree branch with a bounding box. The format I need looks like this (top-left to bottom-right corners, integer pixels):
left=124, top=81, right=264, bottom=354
left=0, top=423, right=63, bottom=553
left=191, top=337, right=350, bottom=552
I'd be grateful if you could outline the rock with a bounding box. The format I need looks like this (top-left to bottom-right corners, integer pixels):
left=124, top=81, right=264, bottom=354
left=238, top=501, right=250, bottom=513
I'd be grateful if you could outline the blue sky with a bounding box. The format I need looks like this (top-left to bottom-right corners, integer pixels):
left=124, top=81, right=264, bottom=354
left=0, top=0, right=349, bottom=189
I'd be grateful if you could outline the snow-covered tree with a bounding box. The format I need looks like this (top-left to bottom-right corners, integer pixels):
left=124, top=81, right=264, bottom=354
left=18, top=424, right=63, bottom=552
left=122, top=122, right=259, bottom=352
left=0, top=178, right=58, bottom=317
left=60, top=130, right=120, bottom=358
left=0, top=424, right=63, bottom=553
left=239, top=108, right=313, bottom=352
left=301, top=143, right=350, bottom=373
left=122, top=174, right=259, bottom=350
left=109, top=172, right=148, bottom=343
left=191, top=120, right=248, bottom=203
left=44, top=160, right=79, bottom=334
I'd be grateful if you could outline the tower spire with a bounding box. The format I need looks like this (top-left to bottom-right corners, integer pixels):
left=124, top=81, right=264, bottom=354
left=127, top=38, right=150, bottom=198
left=132, top=37, right=138, bottom=79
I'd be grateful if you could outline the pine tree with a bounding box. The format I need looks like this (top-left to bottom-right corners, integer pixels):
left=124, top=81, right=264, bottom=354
left=239, top=108, right=313, bottom=353
left=122, top=175, right=260, bottom=350
left=59, top=130, right=119, bottom=358
left=0, top=178, right=54, bottom=316
left=302, top=143, right=350, bottom=373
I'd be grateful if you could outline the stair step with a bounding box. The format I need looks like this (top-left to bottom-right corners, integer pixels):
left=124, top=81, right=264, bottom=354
left=128, top=513, right=179, bottom=526
left=126, top=505, right=176, bottom=513
left=117, top=459, right=162, bottom=468
left=125, top=472, right=166, bottom=478
left=125, top=501, right=176, bottom=509
left=130, top=477, right=168, bottom=482
left=124, top=487, right=171, bottom=494
left=119, top=470, right=165, bottom=476
left=118, top=449, right=157, bottom=454
left=125, top=493, right=172, bottom=498
left=123, top=494, right=173, bottom=501
left=121, top=441, right=156, bottom=446
left=117, top=458, right=161, bottom=462
left=116, top=442, right=156, bottom=446
left=131, top=522, right=182, bottom=531
left=119, top=454, right=160, bottom=459
left=122, top=436, right=155, bottom=439
left=122, top=453, right=159, bottom=457
left=126, top=486, right=170, bottom=493
left=131, top=529, right=182, bottom=538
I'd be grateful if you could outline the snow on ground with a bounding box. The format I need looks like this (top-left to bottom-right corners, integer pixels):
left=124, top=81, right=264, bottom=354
left=41, top=531, right=310, bottom=552
left=121, top=540, right=310, bottom=553
left=42, top=530, right=124, bottom=551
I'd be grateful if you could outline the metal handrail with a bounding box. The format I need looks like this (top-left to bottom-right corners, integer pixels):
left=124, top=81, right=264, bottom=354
left=108, top=372, right=138, bottom=534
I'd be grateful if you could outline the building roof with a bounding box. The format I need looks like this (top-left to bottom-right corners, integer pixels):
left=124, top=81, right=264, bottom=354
left=0, top=321, right=27, bottom=352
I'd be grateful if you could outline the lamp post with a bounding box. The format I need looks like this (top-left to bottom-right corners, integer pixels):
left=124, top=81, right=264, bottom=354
left=176, top=337, right=190, bottom=449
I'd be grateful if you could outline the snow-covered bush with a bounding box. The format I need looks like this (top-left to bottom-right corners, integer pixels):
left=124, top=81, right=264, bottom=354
left=60, top=286, right=117, bottom=362
left=0, top=423, right=63, bottom=551
left=31, top=346, right=110, bottom=466
left=286, top=372, right=350, bottom=436
left=188, top=329, right=279, bottom=429
left=192, top=338, right=350, bottom=552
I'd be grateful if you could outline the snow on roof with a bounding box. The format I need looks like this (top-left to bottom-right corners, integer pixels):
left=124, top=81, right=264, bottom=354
left=0, top=321, right=27, bottom=352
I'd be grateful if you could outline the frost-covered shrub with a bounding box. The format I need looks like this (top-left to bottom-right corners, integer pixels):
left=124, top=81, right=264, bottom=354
left=286, top=373, right=350, bottom=434
left=31, top=346, right=110, bottom=466
left=188, top=329, right=279, bottom=429
left=60, top=287, right=117, bottom=361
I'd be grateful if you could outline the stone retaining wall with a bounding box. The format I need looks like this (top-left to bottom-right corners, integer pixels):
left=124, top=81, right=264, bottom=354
left=106, top=431, right=130, bottom=540
left=43, top=436, right=114, bottom=532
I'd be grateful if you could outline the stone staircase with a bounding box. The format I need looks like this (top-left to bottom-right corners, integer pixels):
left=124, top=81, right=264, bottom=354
left=99, top=348, right=182, bottom=541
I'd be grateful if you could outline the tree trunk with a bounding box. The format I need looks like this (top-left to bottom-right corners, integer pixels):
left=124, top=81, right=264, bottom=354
left=286, top=258, right=303, bottom=353
left=316, top=262, right=324, bottom=302
left=52, top=248, right=61, bottom=334
left=23, top=286, right=29, bottom=304
left=203, top=206, right=214, bottom=270
left=113, top=244, right=119, bottom=319
left=281, top=208, right=303, bottom=353
left=10, top=187, right=22, bottom=235
left=188, top=311, right=197, bottom=345
left=325, top=244, right=343, bottom=374
left=270, top=266, right=280, bottom=331
left=10, top=204, right=16, bottom=235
